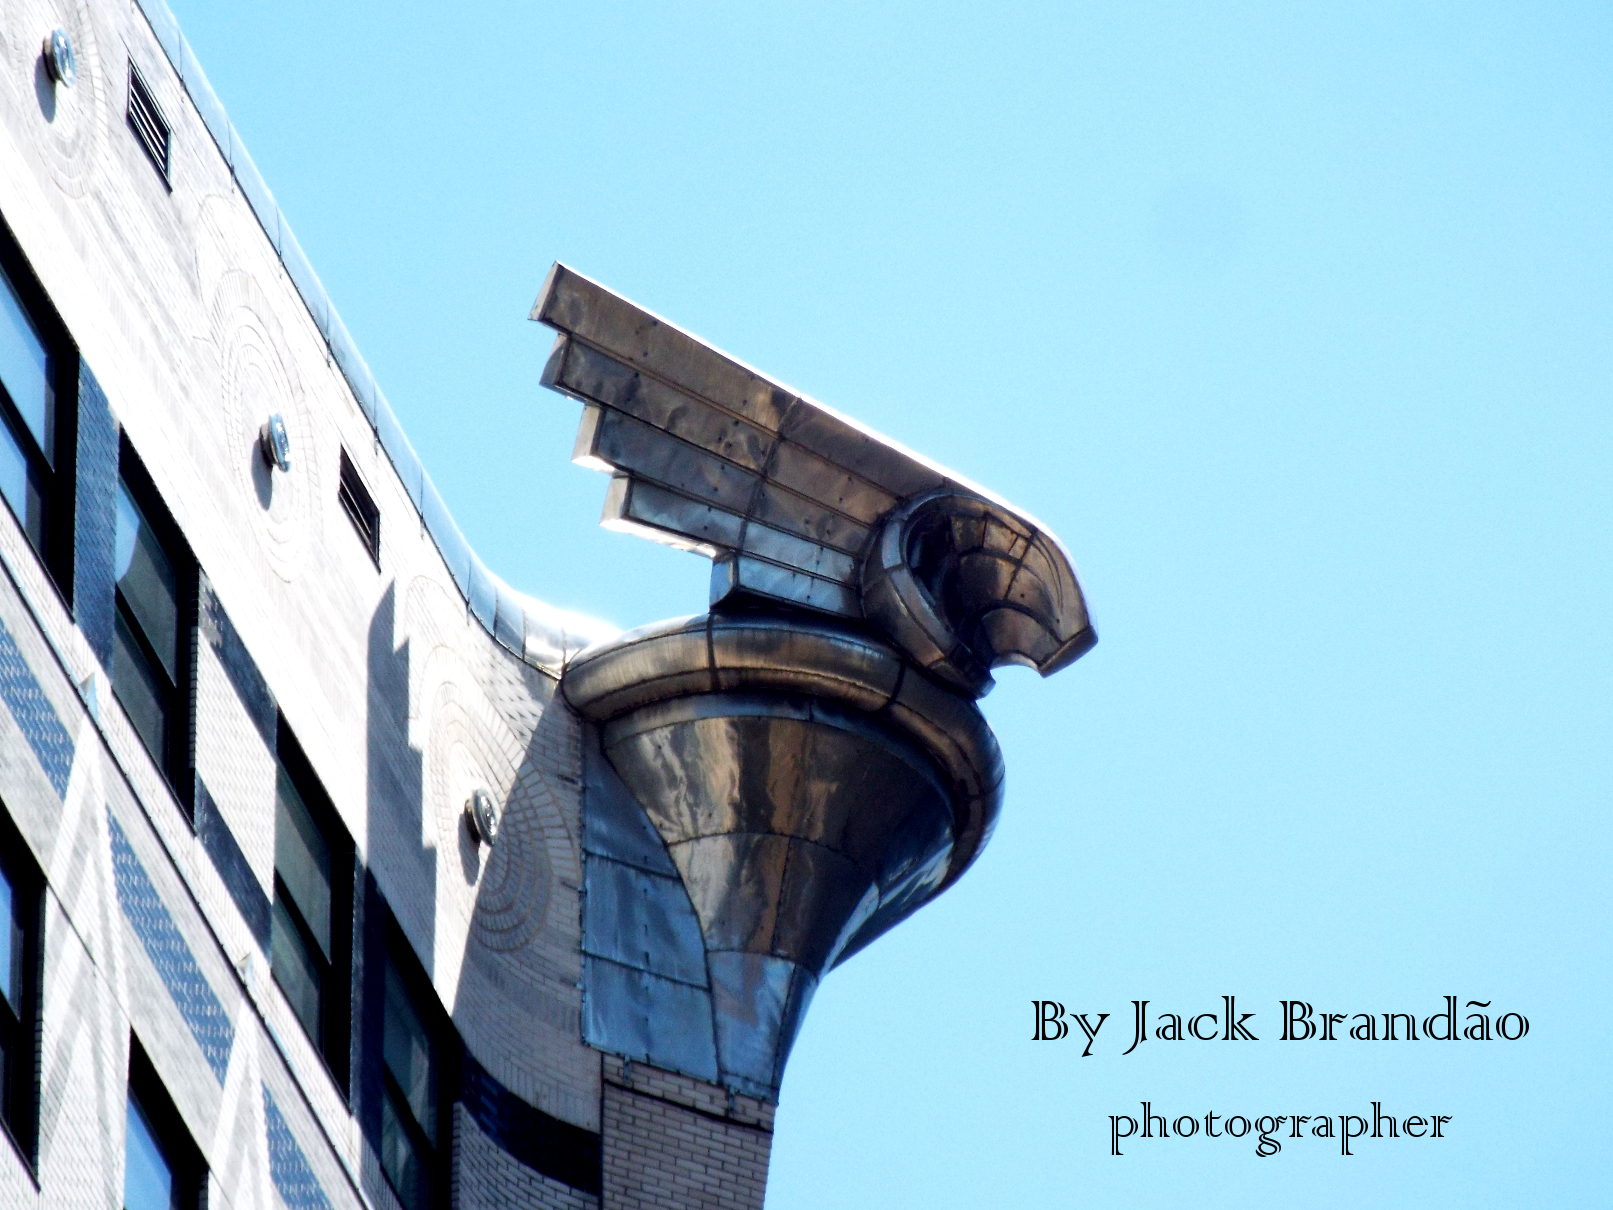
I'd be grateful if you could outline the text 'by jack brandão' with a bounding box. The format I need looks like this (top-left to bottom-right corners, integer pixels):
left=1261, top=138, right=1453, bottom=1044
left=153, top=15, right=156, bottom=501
left=1030, top=995, right=1530, bottom=1055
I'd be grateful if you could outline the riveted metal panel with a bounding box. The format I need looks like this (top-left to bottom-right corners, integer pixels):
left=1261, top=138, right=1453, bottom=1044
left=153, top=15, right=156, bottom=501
left=776, top=405, right=947, bottom=500
left=593, top=408, right=759, bottom=514
left=556, top=343, right=777, bottom=471
left=739, top=520, right=857, bottom=584
left=608, top=477, right=745, bottom=551
left=581, top=727, right=679, bottom=876
left=582, top=956, right=719, bottom=1083
left=668, top=833, right=787, bottom=955
left=723, top=554, right=858, bottom=616
left=707, top=952, right=815, bottom=1099
left=766, top=441, right=897, bottom=526
left=749, top=480, right=873, bottom=556
left=582, top=855, right=707, bottom=987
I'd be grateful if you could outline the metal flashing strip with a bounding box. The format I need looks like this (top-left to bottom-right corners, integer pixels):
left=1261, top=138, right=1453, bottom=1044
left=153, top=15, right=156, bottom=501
left=107, top=809, right=236, bottom=1082
left=126, top=0, right=615, bottom=675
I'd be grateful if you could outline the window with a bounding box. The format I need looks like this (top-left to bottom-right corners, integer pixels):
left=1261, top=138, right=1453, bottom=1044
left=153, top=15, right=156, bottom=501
left=126, top=64, right=171, bottom=186
left=0, top=213, right=77, bottom=596
left=0, top=819, right=40, bottom=1164
left=123, top=1039, right=203, bottom=1210
left=111, top=442, right=195, bottom=803
left=270, top=720, right=352, bottom=1090
left=337, top=449, right=379, bottom=567
left=379, top=942, right=443, bottom=1210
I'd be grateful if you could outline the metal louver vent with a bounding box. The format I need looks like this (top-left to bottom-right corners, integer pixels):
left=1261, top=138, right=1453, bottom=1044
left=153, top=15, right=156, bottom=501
left=126, top=63, right=170, bottom=183
left=337, top=449, right=380, bottom=566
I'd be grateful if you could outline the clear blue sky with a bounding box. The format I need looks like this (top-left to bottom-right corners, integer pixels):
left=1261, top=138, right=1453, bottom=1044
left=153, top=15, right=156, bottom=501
left=167, top=2, right=1611, bottom=1205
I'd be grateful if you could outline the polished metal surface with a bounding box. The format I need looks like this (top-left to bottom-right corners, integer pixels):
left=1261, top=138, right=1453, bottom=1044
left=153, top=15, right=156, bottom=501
left=862, top=490, right=1095, bottom=695
left=582, top=955, right=720, bottom=1083
left=567, top=613, right=997, bottom=1097
left=464, top=787, right=499, bottom=843
left=580, top=726, right=722, bottom=1083
left=707, top=952, right=817, bottom=1098
left=44, top=29, right=76, bottom=88
left=564, top=613, right=1003, bottom=889
left=532, top=263, right=1095, bottom=688
left=544, top=264, right=1095, bottom=1099
left=259, top=413, right=293, bottom=472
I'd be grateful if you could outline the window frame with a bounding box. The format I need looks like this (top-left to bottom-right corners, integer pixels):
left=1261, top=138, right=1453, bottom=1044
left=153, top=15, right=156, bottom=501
left=112, top=438, right=197, bottom=813
left=124, top=1035, right=204, bottom=1210
left=374, top=917, right=454, bottom=1210
left=0, top=808, right=42, bottom=1172
left=270, top=718, right=354, bottom=1094
left=0, top=210, right=78, bottom=600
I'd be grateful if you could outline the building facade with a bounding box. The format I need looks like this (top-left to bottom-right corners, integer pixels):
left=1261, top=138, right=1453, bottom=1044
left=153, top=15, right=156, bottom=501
left=0, top=2, right=1092, bottom=1209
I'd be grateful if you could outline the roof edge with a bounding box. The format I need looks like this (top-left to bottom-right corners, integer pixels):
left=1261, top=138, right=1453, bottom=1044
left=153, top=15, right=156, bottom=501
left=129, top=0, right=616, bottom=674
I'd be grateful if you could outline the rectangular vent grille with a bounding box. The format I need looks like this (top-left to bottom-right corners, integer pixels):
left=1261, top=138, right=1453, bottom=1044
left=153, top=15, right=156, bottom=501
left=126, top=63, right=171, bottom=183
left=338, top=449, right=381, bottom=566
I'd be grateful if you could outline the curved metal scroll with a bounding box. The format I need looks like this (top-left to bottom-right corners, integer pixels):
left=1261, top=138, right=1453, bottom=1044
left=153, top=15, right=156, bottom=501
left=860, top=491, right=1097, bottom=698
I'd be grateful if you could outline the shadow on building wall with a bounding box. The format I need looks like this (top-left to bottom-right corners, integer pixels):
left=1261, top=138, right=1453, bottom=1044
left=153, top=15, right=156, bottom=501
left=366, top=583, right=434, bottom=974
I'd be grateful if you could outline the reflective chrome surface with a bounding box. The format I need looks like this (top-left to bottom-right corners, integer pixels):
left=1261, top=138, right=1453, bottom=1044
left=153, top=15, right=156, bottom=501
left=542, top=265, right=1095, bottom=1099
left=567, top=613, right=995, bottom=1097
left=44, top=29, right=76, bottom=88
left=465, top=787, right=499, bottom=843
left=580, top=726, right=721, bottom=1083
left=532, top=263, right=1095, bottom=687
left=260, top=413, right=293, bottom=472
left=862, top=490, right=1095, bottom=695
left=564, top=613, right=1002, bottom=888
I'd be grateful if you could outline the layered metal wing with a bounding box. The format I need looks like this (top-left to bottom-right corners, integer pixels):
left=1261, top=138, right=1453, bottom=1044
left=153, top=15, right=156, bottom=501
left=532, top=263, right=1095, bottom=695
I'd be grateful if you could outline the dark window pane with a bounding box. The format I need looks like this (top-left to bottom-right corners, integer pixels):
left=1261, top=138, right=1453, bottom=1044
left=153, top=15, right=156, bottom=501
left=274, top=768, right=331, bottom=958
left=383, top=964, right=434, bottom=1143
left=112, top=610, right=168, bottom=765
left=0, top=416, right=44, bottom=551
left=380, top=1088, right=428, bottom=1210
left=115, top=484, right=178, bottom=681
left=123, top=1091, right=173, bottom=1210
left=270, top=897, right=322, bottom=1044
left=0, top=267, right=51, bottom=463
left=0, top=863, right=12, bottom=1013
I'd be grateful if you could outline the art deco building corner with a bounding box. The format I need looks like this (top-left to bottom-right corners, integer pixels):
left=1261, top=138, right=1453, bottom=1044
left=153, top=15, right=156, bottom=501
left=0, top=2, right=1092, bottom=1203
left=533, top=264, right=1096, bottom=1101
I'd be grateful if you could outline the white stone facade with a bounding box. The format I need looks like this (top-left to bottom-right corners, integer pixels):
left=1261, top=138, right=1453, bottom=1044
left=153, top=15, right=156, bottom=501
left=0, top=0, right=775, bottom=1207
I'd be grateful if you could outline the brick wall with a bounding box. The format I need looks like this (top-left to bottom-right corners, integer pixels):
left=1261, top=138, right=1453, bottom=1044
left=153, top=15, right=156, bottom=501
left=600, top=1057, right=772, bottom=1210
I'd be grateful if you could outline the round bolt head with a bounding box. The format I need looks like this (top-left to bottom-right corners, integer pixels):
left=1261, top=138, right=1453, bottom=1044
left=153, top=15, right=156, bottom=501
left=260, top=413, right=292, bottom=472
left=44, top=29, right=75, bottom=88
left=465, top=788, right=499, bottom=844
